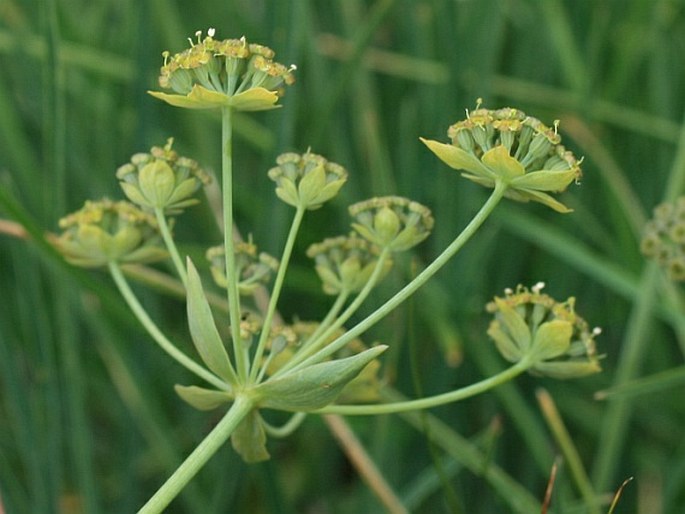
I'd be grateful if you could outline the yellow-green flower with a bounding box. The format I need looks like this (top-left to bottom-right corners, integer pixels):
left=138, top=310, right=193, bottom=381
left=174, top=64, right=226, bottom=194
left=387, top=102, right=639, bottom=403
left=485, top=283, right=601, bottom=379
left=55, top=199, right=168, bottom=267
left=267, top=151, right=348, bottom=210
left=149, top=29, right=296, bottom=111
left=421, top=104, right=582, bottom=213
left=116, top=138, right=211, bottom=214
left=306, top=233, right=393, bottom=295
left=349, top=196, right=434, bottom=252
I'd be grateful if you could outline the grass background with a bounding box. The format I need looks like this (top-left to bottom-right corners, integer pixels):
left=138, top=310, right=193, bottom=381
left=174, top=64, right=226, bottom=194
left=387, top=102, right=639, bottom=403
left=2, top=0, right=685, bottom=512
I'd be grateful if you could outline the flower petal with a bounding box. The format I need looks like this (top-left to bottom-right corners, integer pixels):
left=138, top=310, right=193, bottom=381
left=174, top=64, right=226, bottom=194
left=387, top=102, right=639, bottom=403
left=147, top=85, right=231, bottom=109
left=482, top=145, right=525, bottom=181
left=420, top=138, right=496, bottom=179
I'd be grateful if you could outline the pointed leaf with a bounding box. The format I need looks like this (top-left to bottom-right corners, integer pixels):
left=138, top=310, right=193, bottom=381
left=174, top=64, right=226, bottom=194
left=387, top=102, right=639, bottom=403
left=487, top=321, right=524, bottom=363
left=531, top=319, right=572, bottom=360
left=255, top=346, right=387, bottom=412
left=187, top=258, right=236, bottom=384
left=533, top=360, right=602, bottom=379
left=510, top=168, right=578, bottom=192
left=517, top=188, right=573, bottom=213
left=494, top=297, right=532, bottom=352
left=174, top=384, right=233, bottom=411
left=228, top=87, right=281, bottom=111
left=482, top=146, right=525, bottom=181
left=420, top=138, right=495, bottom=179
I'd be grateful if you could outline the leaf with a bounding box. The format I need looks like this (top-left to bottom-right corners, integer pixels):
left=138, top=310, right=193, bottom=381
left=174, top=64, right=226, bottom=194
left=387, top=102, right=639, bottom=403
left=231, top=410, right=270, bottom=463
left=174, top=384, right=233, bottom=411
left=420, top=138, right=495, bottom=179
left=254, top=345, right=388, bottom=412
left=186, top=258, right=236, bottom=384
left=531, top=320, right=572, bottom=361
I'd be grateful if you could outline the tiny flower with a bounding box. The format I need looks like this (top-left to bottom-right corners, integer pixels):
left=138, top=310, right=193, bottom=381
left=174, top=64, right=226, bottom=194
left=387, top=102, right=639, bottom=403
left=306, top=233, right=393, bottom=295
left=206, top=240, right=279, bottom=294
left=149, top=30, right=296, bottom=111
left=267, top=151, right=348, bottom=210
left=421, top=103, right=582, bottom=213
left=116, top=138, right=211, bottom=214
left=55, top=199, right=168, bottom=267
left=349, top=196, right=434, bottom=252
left=485, top=283, right=601, bottom=379
left=641, top=197, right=685, bottom=280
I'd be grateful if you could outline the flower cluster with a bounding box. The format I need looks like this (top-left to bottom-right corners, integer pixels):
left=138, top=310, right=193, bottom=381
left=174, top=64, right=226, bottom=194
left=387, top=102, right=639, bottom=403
left=149, top=29, right=296, bottom=111
left=116, top=138, right=211, bottom=214
left=641, top=197, right=685, bottom=280
left=421, top=103, right=582, bottom=212
left=206, top=241, right=279, bottom=294
left=349, top=196, right=434, bottom=252
left=55, top=199, right=167, bottom=267
left=486, top=283, right=601, bottom=379
left=268, top=151, right=348, bottom=210
left=306, top=233, right=392, bottom=295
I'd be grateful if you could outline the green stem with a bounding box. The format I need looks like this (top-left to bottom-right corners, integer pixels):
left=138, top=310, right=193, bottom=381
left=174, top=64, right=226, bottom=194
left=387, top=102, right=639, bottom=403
left=262, top=412, right=308, bottom=438
left=277, top=247, right=392, bottom=375
left=154, top=207, right=187, bottom=287
left=300, top=289, right=350, bottom=349
left=137, top=395, right=254, bottom=514
left=250, top=205, right=306, bottom=382
left=318, top=356, right=532, bottom=415
left=536, top=388, right=600, bottom=514
left=108, top=261, right=228, bottom=392
left=289, top=181, right=507, bottom=372
left=221, top=106, right=247, bottom=382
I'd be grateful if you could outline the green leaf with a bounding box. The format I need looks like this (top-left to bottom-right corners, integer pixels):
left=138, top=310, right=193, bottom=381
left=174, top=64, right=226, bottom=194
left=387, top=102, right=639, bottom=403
left=254, top=345, right=388, bottom=412
left=531, top=319, right=572, bottom=360
left=186, top=258, right=236, bottom=384
left=231, top=410, right=270, bottom=463
left=482, top=145, right=525, bottom=181
left=510, top=168, right=577, bottom=192
left=420, top=137, right=495, bottom=179
left=174, top=384, right=233, bottom=411
left=494, top=298, right=532, bottom=352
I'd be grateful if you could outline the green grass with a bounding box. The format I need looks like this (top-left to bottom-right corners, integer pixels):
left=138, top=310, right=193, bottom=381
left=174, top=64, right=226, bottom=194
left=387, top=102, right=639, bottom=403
left=2, top=0, right=685, bottom=512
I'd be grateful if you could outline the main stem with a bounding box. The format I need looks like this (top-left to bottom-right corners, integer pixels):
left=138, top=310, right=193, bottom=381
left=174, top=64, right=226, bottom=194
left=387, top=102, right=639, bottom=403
left=288, top=181, right=508, bottom=372
left=137, top=395, right=254, bottom=514
left=318, top=356, right=532, bottom=415
left=221, top=106, right=248, bottom=382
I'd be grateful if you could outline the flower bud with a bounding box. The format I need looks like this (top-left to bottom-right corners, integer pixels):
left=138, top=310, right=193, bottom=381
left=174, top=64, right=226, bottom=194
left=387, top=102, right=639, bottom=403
left=349, top=196, right=434, bottom=252
left=268, top=151, right=348, bottom=210
left=55, top=199, right=167, bottom=267
left=421, top=102, right=582, bottom=213
left=116, top=138, right=211, bottom=214
left=485, top=283, right=602, bottom=379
